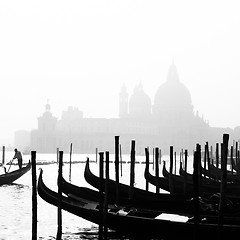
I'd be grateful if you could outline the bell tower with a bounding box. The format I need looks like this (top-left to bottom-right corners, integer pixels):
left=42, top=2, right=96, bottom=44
left=38, top=100, right=57, bottom=131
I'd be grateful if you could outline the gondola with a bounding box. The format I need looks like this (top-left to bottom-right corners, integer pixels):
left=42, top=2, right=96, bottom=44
left=38, top=168, right=240, bottom=240
left=83, top=158, right=190, bottom=204
left=203, top=163, right=240, bottom=183
left=61, top=173, right=218, bottom=215
left=82, top=158, right=240, bottom=215
left=163, top=161, right=219, bottom=186
left=179, top=160, right=240, bottom=184
left=0, top=161, right=31, bottom=186
left=144, top=162, right=192, bottom=195
left=147, top=161, right=240, bottom=197
left=181, top=161, right=238, bottom=181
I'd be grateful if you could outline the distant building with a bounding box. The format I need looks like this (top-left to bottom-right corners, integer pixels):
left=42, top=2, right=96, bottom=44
left=28, top=63, right=238, bottom=154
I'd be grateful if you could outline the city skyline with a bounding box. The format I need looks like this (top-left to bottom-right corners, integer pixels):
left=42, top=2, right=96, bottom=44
left=1, top=1, right=240, bottom=145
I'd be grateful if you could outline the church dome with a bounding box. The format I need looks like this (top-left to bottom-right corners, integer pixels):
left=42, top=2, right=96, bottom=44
left=129, top=82, right=151, bottom=117
left=153, top=63, right=193, bottom=116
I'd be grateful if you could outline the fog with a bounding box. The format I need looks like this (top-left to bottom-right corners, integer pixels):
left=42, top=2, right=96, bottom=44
left=0, top=1, right=240, bottom=145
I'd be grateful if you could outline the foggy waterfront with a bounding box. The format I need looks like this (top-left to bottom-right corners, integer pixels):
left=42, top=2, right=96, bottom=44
left=1, top=2, right=240, bottom=238
left=0, top=153, right=179, bottom=240
left=1, top=1, right=240, bottom=148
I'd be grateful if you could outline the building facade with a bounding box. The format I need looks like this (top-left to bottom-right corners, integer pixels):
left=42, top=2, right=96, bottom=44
left=27, top=63, right=238, bottom=154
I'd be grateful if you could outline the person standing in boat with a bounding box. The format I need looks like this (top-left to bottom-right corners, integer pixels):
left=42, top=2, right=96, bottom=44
left=12, top=148, right=23, bottom=169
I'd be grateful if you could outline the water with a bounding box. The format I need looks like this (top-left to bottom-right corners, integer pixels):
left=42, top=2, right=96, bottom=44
left=0, top=153, right=173, bottom=240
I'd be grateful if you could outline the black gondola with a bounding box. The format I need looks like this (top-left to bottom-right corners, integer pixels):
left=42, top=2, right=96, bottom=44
left=38, top=168, right=240, bottom=240
left=0, top=161, right=31, bottom=186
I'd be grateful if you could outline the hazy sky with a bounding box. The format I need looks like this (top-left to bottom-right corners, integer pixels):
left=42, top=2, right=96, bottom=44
left=1, top=0, right=240, bottom=145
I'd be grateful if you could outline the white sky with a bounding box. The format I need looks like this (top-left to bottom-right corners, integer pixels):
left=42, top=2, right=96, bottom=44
left=0, top=0, right=240, bottom=145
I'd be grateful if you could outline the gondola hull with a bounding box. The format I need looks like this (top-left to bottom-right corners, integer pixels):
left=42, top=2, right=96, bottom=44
left=38, top=169, right=240, bottom=240
left=82, top=158, right=195, bottom=213
left=147, top=161, right=240, bottom=197
left=0, top=162, right=31, bottom=186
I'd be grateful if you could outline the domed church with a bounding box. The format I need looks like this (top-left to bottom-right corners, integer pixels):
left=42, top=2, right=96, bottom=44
left=28, top=63, right=235, bottom=154
left=120, top=63, right=195, bottom=121
left=153, top=63, right=193, bottom=120
left=117, top=62, right=210, bottom=153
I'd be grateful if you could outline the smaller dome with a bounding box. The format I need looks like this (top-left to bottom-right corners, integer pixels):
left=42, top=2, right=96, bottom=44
left=129, top=82, right=151, bottom=117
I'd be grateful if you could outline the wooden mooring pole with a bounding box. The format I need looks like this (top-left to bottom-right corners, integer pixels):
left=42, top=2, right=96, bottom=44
left=2, top=146, right=5, bottom=165
left=218, top=134, right=229, bottom=234
left=203, top=144, right=207, bottom=178
left=31, top=151, right=37, bottom=240
left=169, top=146, right=174, bottom=194
left=120, top=144, right=123, bottom=177
left=216, top=143, right=219, bottom=169
left=103, top=151, right=109, bottom=239
left=56, top=148, right=59, bottom=164
left=129, top=140, right=135, bottom=200
left=56, top=151, right=63, bottom=240
left=69, top=143, right=72, bottom=182
left=159, top=149, right=162, bottom=165
left=145, top=147, right=149, bottom=192
left=96, top=148, right=98, bottom=163
left=183, top=149, right=188, bottom=195
left=155, top=147, right=159, bottom=194
left=98, top=152, right=104, bottom=240
left=206, top=142, right=210, bottom=168
left=230, top=146, right=234, bottom=175
left=236, top=141, right=238, bottom=163
left=114, top=136, right=120, bottom=205
left=152, top=148, right=155, bottom=170
left=184, top=149, right=188, bottom=173
left=193, top=144, right=200, bottom=240
left=174, top=151, right=177, bottom=175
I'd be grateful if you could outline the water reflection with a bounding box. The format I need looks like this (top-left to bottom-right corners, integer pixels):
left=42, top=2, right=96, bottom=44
left=0, top=182, right=32, bottom=239
left=0, top=155, right=164, bottom=239
left=63, top=226, right=131, bottom=240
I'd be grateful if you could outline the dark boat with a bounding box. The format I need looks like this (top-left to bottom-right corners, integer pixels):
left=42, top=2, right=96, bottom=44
left=62, top=172, right=220, bottom=215
left=202, top=163, right=240, bottom=183
left=179, top=160, right=240, bottom=185
left=83, top=158, right=192, bottom=207
left=0, top=161, right=31, bottom=186
left=82, top=158, right=240, bottom=215
left=162, top=161, right=219, bottom=186
left=147, top=161, right=240, bottom=197
left=38, top=168, right=240, bottom=240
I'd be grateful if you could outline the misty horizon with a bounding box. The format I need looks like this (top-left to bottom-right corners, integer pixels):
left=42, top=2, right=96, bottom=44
left=1, top=1, right=240, bottom=146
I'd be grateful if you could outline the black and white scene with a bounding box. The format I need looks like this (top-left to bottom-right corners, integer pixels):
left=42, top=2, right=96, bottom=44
left=1, top=1, right=240, bottom=239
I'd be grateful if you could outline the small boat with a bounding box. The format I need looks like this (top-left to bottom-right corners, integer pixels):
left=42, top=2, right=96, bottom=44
left=82, top=158, right=240, bottom=215
left=0, top=161, right=31, bottom=186
left=83, top=158, right=190, bottom=206
left=162, top=161, right=220, bottom=187
left=38, top=168, right=240, bottom=239
left=179, top=161, right=240, bottom=185
left=146, top=161, right=240, bottom=198
left=202, top=163, right=240, bottom=183
left=62, top=173, right=219, bottom=215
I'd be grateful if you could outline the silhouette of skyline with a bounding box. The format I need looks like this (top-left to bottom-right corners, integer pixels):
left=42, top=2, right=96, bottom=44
left=0, top=1, right=240, bottom=146
left=13, top=63, right=239, bottom=154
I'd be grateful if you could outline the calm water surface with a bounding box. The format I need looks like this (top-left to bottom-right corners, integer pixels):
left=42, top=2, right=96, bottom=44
left=0, top=152, right=188, bottom=240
